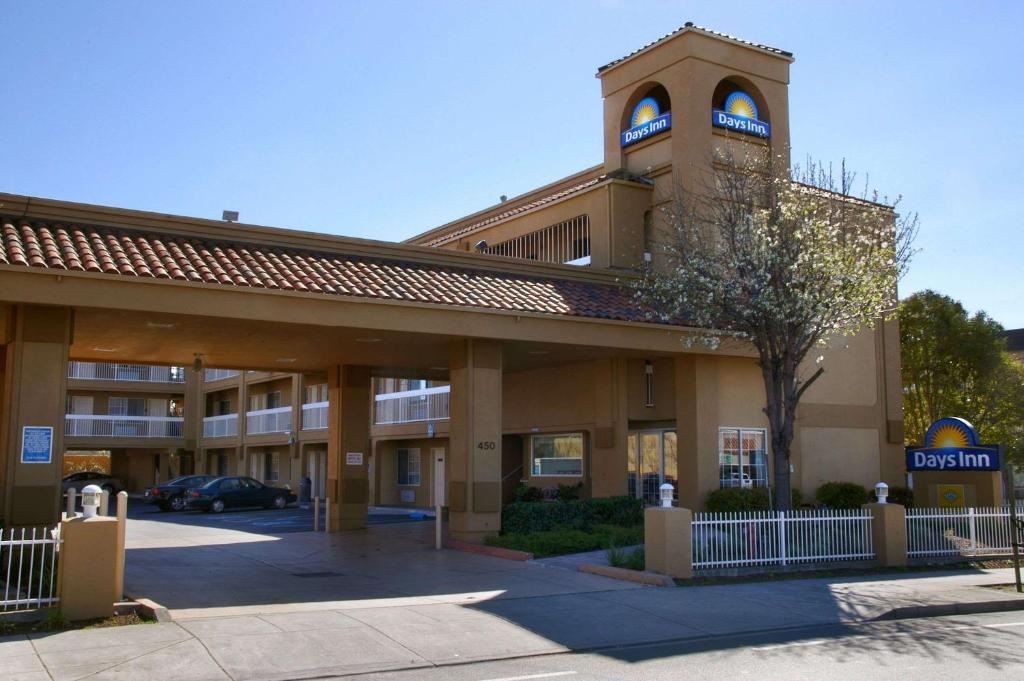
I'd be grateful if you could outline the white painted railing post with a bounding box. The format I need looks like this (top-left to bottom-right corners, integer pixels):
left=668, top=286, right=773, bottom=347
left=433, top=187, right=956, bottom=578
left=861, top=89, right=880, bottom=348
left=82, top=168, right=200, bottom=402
left=778, top=511, right=788, bottom=566
left=969, top=507, right=977, bottom=554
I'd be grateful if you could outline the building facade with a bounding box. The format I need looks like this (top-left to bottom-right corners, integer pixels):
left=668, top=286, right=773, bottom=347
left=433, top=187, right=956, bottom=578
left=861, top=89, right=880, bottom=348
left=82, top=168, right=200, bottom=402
left=1, top=24, right=907, bottom=537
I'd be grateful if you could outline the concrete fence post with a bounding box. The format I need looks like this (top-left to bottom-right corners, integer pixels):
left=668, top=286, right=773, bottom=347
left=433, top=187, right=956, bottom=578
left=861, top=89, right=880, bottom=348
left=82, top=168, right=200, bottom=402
left=100, top=490, right=110, bottom=517
left=65, top=487, right=76, bottom=518
left=864, top=502, right=907, bottom=567
left=115, top=491, right=128, bottom=601
left=57, top=513, right=120, bottom=621
left=645, top=506, right=693, bottom=579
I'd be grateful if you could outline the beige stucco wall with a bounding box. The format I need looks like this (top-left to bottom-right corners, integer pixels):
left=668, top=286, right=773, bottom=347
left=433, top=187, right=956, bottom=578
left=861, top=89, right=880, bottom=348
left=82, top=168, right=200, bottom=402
left=800, top=426, right=880, bottom=493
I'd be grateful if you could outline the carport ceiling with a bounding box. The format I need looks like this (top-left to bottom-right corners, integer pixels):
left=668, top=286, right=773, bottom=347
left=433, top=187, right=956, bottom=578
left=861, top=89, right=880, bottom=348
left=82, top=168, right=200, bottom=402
left=68, top=308, right=672, bottom=374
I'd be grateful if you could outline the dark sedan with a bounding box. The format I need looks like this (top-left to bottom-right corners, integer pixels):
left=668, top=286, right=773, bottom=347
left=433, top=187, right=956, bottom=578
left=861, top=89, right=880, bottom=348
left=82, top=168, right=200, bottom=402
left=186, top=476, right=296, bottom=513
left=145, top=474, right=217, bottom=511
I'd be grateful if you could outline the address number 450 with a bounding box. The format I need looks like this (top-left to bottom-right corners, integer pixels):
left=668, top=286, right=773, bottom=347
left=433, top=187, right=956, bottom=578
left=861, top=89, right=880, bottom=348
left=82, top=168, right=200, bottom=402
left=476, top=441, right=496, bottom=450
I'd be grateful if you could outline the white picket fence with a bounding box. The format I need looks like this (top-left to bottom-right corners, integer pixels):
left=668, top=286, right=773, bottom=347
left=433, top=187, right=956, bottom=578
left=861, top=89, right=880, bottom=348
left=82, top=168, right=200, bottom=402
left=692, top=509, right=875, bottom=569
left=907, top=506, right=1023, bottom=558
left=1, top=526, right=61, bottom=612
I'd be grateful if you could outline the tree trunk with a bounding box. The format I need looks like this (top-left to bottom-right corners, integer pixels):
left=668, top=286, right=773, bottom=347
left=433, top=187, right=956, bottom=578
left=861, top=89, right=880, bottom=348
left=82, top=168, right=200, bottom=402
left=762, top=357, right=796, bottom=511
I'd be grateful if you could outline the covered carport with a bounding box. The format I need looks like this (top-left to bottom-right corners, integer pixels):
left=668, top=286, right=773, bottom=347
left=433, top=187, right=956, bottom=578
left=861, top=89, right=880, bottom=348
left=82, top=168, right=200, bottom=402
left=0, top=192, right=746, bottom=543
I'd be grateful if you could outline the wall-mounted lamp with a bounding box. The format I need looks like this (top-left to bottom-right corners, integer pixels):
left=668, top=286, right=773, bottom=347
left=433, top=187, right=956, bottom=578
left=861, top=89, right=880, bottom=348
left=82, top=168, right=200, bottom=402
left=192, top=354, right=203, bottom=373
left=644, top=360, right=655, bottom=408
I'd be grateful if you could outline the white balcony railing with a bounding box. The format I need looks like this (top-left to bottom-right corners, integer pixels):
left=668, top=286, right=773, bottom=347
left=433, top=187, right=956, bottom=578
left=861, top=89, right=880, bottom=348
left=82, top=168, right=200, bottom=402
left=302, top=402, right=328, bottom=430
left=65, top=414, right=184, bottom=438
left=68, top=362, right=185, bottom=383
left=203, top=413, right=239, bottom=438
left=204, top=368, right=241, bottom=382
left=374, top=385, right=450, bottom=425
left=246, top=406, right=292, bottom=435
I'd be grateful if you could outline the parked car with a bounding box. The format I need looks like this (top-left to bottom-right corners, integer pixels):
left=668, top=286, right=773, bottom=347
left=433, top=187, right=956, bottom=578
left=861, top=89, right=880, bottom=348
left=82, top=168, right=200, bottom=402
left=186, top=476, right=296, bottom=513
left=61, top=471, right=125, bottom=495
left=145, top=475, right=217, bottom=511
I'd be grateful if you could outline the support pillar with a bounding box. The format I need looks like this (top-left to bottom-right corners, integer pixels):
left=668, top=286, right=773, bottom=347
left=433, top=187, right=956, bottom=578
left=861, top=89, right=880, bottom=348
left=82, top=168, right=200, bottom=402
left=1, top=305, right=73, bottom=527
left=645, top=506, right=693, bottom=579
left=674, top=355, right=719, bottom=511
left=865, top=502, right=907, bottom=567
left=326, top=365, right=370, bottom=531
left=448, top=339, right=502, bottom=543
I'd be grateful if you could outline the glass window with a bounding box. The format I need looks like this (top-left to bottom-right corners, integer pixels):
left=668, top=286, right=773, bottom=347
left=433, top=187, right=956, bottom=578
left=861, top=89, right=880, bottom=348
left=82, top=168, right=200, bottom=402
left=719, top=428, right=767, bottom=488
left=397, top=448, right=421, bottom=486
left=627, top=430, right=677, bottom=505
left=263, top=452, right=279, bottom=482
left=531, top=433, right=584, bottom=477
left=267, top=391, right=282, bottom=410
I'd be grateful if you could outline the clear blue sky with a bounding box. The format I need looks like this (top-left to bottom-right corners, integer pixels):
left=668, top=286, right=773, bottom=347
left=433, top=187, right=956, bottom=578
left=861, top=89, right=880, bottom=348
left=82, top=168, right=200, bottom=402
left=2, top=1, right=1021, bottom=327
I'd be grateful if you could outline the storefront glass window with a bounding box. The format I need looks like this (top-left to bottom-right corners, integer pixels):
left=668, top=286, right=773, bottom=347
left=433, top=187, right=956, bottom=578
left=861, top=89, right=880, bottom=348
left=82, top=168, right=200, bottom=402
left=398, top=448, right=421, bottom=486
left=531, top=433, right=584, bottom=476
left=719, top=428, right=767, bottom=488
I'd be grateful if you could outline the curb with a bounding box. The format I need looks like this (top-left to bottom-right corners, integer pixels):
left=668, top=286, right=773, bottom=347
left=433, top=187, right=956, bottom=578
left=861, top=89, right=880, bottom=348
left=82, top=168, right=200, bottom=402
left=578, top=563, right=675, bottom=587
left=446, top=539, right=533, bottom=561
left=129, top=596, right=173, bottom=622
left=876, top=598, right=1024, bottom=621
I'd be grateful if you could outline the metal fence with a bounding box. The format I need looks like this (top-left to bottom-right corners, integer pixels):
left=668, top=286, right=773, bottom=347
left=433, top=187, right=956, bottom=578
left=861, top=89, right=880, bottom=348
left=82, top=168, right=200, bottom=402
left=68, top=361, right=185, bottom=383
left=1, top=526, right=61, bottom=612
left=481, top=214, right=591, bottom=265
left=374, top=385, right=450, bottom=425
left=66, top=414, right=184, bottom=438
left=907, top=506, right=1023, bottom=558
left=692, top=509, right=875, bottom=569
left=204, top=368, right=241, bottom=382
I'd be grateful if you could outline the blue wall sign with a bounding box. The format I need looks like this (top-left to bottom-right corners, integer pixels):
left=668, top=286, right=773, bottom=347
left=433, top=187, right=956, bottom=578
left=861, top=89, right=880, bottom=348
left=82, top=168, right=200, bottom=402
left=904, top=417, right=1001, bottom=472
left=21, top=426, right=53, bottom=464
left=621, top=96, right=671, bottom=147
left=712, top=90, right=771, bottom=138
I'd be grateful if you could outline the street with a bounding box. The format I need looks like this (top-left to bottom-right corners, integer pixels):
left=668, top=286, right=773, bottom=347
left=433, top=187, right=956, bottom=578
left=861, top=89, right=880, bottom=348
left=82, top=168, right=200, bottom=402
left=335, top=610, right=1024, bottom=681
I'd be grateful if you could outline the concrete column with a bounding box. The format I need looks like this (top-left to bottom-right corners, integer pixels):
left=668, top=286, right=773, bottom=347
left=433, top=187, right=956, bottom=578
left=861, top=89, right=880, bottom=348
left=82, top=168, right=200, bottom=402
left=591, top=358, right=629, bottom=498
left=865, top=502, right=907, bottom=567
left=645, top=506, right=693, bottom=579
left=1, top=305, right=73, bottom=527
left=448, top=339, right=502, bottom=543
left=674, top=355, right=719, bottom=511
left=326, top=365, right=370, bottom=531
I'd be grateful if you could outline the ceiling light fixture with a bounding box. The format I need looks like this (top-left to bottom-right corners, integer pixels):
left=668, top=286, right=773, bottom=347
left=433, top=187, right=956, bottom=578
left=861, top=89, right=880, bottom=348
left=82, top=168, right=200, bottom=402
left=276, top=358, right=297, bottom=363
left=355, top=337, right=383, bottom=343
left=146, top=321, right=175, bottom=329
left=91, top=347, right=118, bottom=353
left=528, top=350, right=551, bottom=355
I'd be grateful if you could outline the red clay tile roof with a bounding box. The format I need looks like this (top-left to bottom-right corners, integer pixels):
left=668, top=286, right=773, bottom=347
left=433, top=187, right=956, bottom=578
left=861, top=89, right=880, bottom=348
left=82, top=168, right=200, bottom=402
left=598, top=22, right=792, bottom=73
left=421, top=176, right=605, bottom=248
left=0, top=217, right=655, bottom=324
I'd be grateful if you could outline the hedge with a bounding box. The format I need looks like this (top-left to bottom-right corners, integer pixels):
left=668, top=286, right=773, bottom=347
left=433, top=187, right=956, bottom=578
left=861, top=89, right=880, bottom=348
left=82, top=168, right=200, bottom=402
left=500, top=495, right=643, bottom=534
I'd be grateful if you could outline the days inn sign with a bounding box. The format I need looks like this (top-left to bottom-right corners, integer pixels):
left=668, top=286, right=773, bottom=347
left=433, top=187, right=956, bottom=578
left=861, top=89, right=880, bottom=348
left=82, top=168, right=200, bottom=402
left=621, top=96, right=671, bottom=147
left=905, top=417, right=1000, bottom=472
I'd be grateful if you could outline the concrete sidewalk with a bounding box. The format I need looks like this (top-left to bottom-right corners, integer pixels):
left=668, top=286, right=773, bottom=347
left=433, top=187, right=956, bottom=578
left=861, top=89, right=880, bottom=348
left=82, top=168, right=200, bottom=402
left=5, top=566, right=1024, bottom=680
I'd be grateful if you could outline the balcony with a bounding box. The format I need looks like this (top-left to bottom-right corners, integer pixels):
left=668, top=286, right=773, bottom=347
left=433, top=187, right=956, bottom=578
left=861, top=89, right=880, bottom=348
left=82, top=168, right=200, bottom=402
left=203, top=413, right=239, bottom=438
left=65, top=414, right=184, bottom=438
left=246, top=406, right=292, bottom=435
left=374, top=385, right=450, bottom=425
left=302, top=402, right=328, bottom=430
left=68, top=362, right=185, bottom=383
left=204, top=368, right=241, bottom=382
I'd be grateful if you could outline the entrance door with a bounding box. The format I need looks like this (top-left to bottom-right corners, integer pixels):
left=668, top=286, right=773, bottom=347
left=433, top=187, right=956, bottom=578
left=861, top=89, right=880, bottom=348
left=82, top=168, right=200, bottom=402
left=627, top=430, right=678, bottom=506
left=307, top=450, right=327, bottom=498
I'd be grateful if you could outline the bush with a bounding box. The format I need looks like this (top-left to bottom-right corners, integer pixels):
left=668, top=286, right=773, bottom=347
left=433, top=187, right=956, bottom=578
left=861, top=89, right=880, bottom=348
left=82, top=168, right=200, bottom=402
left=486, top=524, right=643, bottom=558
left=607, top=545, right=645, bottom=571
left=705, top=487, right=772, bottom=512
left=816, top=481, right=871, bottom=509
left=557, top=483, right=584, bottom=501
left=500, top=496, right=642, bottom=534
left=513, top=484, right=544, bottom=503
left=887, top=486, right=914, bottom=508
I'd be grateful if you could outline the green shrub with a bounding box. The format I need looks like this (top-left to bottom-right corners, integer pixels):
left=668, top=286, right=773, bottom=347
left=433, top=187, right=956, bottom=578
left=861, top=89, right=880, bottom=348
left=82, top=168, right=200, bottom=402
left=607, top=545, right=645, bottom=571
left=557, top=483, right=584, bottom=501
left=513, top=484, right=544, bottom=503
left=816, top=481, right=871, bottom=509
left=791, top=488, right=805, bottom=508
left=487, top=524, right=643, bottom=558
left=705, top=487, right=772, bottom=512
left=887, top=486, right=914, bottom=507
left=500, top=496, right=642, bottom=534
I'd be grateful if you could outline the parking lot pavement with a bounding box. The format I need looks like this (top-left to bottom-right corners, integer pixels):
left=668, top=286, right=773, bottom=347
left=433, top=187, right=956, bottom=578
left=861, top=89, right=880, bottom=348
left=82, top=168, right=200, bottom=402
left=127, top=498, right=432, bottom=535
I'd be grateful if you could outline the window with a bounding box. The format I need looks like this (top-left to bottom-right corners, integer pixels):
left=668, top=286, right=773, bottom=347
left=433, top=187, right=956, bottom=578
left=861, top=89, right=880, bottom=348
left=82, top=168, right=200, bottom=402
left=397, top=448, right=421, bottom=486
left=305, top=383, right=328, bottom=403
left=263, top=452, right=280, bottom=482
left=627, top=430, right=677, bottom=505
left=217, top=399, right=231, bottom=416
left=108, top=397, right=145, bottom=416
left=719, top=428, right=768, bottom=489
left=531, top=433, right=584, bottom=477
left=267, top=391, right=282, bottom=409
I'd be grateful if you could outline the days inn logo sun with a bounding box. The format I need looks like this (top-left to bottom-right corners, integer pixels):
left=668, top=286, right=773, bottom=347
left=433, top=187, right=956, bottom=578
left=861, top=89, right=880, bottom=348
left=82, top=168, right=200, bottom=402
left=724, top=91, right=759, bottom=120
left=631, top=97, right=661, bottom=128
left=925, top=417, right=978, bottom=449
